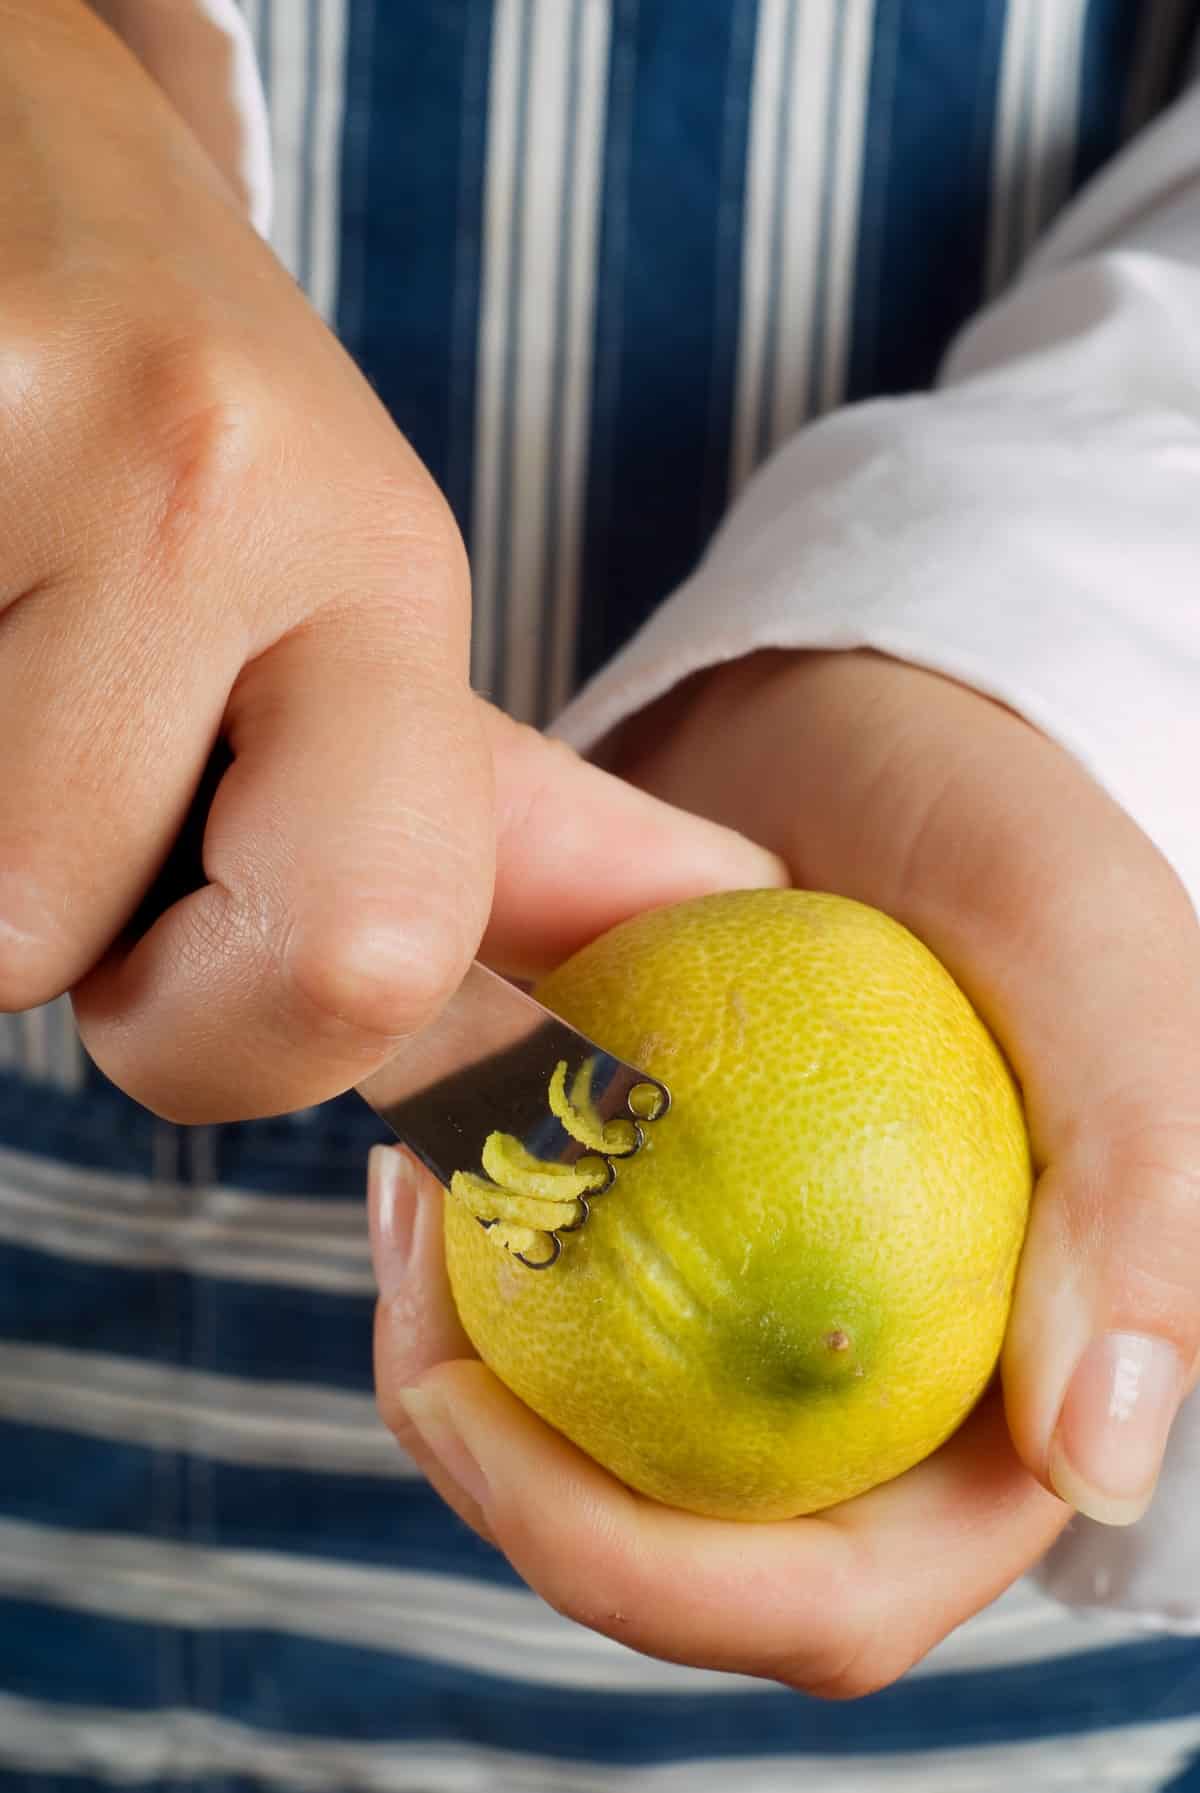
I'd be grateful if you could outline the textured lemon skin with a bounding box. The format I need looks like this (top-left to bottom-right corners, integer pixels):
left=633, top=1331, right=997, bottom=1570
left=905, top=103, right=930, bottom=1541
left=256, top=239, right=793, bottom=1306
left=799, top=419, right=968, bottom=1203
left=445, top=890, right=1032, bottom=1520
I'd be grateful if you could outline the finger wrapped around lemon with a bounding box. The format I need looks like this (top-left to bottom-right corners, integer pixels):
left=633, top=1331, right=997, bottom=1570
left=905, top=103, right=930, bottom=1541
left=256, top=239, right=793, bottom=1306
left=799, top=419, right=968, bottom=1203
left=445, top=890, right=1032, bottom=1521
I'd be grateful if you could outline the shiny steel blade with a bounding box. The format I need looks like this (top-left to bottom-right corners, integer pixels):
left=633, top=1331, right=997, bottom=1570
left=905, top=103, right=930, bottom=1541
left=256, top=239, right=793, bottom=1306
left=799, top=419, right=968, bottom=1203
left=356, top=960, right=669, bottom=1190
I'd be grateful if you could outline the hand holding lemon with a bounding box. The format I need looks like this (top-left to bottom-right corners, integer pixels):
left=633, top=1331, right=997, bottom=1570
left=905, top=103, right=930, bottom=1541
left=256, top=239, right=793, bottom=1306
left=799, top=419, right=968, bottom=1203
left=370, top=648, right=1200, bottom=1695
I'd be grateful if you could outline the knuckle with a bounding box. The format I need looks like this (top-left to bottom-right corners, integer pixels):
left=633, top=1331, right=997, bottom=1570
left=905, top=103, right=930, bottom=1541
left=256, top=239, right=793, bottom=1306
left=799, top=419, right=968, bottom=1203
left=800, top=1646, right=912, bottom=1702
left=0, top=288, right=276, bottom=599
left=284, top=908, right=468, bottom=1042
left=339, top=478, right=472, bottom=641
left=763, top=1546, right=896, bottom=1700
left=778, top=1618, right=908, bottom=1702
left=125, top=331, right=275, bottom=582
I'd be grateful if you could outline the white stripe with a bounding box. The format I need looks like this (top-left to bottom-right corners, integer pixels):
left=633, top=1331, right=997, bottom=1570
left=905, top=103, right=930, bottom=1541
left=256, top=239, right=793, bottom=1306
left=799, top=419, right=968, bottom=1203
left=987, top=0, right=1089, bottom=294
left=240, top=0, right=263, bottom=51
left=0, top=1342, right=405, bottom=1476
left=732, top=0, right=872, bottom=494
left=0, top=1143, right=374, bottom=1293
left=987, top=0, right=1036, bottom=293
left=0, top=1513, right=1154, bottom=1696
left=306, top=0, right=351, bottom=321
left=543, top=0, right=614, bottom=720
left=813, top=0, right=875, bottom=416
left=262, top=1, right=307, bottom=283
left=765, top=0, right=837, bottom=455
left=18, top=996, right=87, bottom=1089
left=0, top=1517, right=753, bottom=1696
left=19, top=1001, right=50, bottom=1082
left=263, top=0, right=307, bottom=284
left=1, top=1692, right=1197, bottom=1792
left=472, top=0, right=611, bottom=722
left=258, top=0, right=348, bottom=317
left=500, top=0, right=573, bottom=723
left=1022, top=0, right=1088, bottom=256
left=57, top=993, right=87, bottom=1089
left=732, top=0, right=800, bottom=494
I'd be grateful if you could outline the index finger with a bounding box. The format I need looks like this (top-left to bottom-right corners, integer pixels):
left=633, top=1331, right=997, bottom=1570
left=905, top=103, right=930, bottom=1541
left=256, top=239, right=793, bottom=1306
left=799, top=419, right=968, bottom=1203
left=75, top=610, right=493, bottom=1121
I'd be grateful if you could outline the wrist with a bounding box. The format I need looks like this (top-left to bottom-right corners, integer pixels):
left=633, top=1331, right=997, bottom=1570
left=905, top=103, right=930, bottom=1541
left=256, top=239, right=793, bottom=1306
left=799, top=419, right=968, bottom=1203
left=0, top=0, right=236, bottom=261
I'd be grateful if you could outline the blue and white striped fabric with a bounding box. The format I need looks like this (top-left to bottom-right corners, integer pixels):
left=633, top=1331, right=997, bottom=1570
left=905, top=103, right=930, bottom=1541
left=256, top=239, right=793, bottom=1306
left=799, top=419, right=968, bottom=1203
left=4, top=2, right=1200, bottom=1787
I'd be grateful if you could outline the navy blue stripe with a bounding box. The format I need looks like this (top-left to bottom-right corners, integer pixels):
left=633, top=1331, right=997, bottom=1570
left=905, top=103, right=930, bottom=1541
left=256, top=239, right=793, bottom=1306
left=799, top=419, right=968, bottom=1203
left=0, top=1781, right=156, bottom=1793
left=6, top=1597, right=1200, bottom=1754
left=1166, top=1752, right=1200, bottom=1790
left=0, top=1071, right=157, bottom=1179
left=0, top=1425, right=157, bottom=1544
left=848, top=0, right=1009, bottom=399
left=0, top=1077, right=388, bottom=1197
left=0, top=1421, right=516, bottom=1585
left=209, top=1088, right=390, bottom=1197
left=490, top=0, right=538, bottom=700
left=0, top=1243, right=375, bottom=1391
left=336, top=1, right=493, bottom=535
left=579, top=0, right=758, bottom=682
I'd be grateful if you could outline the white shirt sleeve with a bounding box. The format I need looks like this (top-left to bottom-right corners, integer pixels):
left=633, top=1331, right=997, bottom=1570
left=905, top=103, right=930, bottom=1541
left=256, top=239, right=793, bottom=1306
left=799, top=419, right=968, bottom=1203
left=86, top=0, right=272, bottom=236
left=556, top=79, right=1200, bottom=1630
left=556, top=79, right=1200, bottom=909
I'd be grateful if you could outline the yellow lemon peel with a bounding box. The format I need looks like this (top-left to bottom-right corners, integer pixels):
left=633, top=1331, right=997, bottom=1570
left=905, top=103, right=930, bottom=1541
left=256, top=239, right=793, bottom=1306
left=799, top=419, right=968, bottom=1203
left=549, top=1059, right=638, bottom=1155
left=449, top=1168, right=584, bottom=1234
left=449, top=1061, right=638, bottom=1268
left=481, top=1134, right=609, bottom=1203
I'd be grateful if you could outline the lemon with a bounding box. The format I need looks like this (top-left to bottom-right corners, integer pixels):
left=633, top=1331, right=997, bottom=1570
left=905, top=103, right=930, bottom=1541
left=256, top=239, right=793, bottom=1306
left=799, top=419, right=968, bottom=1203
left=445, top=890, right=1032, bottom=1520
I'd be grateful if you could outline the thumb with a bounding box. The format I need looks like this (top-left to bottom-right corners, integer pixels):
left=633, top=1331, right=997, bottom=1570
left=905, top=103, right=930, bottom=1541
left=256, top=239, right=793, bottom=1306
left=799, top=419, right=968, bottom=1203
left=479, top=703, right=788, bottom=978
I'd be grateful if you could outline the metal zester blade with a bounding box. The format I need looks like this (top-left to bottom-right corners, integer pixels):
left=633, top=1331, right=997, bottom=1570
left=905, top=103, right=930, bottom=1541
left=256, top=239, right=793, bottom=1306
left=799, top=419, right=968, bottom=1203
left=356, top=961, right=669, bottom=1263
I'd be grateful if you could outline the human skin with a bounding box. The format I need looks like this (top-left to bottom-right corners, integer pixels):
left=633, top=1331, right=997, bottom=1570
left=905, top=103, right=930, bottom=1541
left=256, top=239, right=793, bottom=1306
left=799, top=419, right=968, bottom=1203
left=371, top=648, right=1200, bottom=1695
left=0, top=0, right=779, bottom=1120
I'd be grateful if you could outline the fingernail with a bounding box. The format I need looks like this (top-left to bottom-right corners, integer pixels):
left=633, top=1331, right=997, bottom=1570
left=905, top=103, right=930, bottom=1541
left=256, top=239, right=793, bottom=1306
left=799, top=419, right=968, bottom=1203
left=398, top=1383, right=490, bottom=1512
left=367, top=1145, right=419, bottom=1299
left=1048, top=1332, right=1184, bottom=1525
